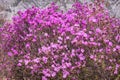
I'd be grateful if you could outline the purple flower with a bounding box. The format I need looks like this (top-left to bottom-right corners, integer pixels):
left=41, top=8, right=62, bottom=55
left=66, top=62, right=72, bottom=67
left=33, top=58, right=40, bottom=63
left=11, top=49, right=18, bottom=55
left=89, top=16, right=97, bottom=22
left=52, top=65, right=60, bottom=72
left=96, top=28, right=102, bottom=33
left=62, top=70, right=69, bottom=78
left=76, top=31, right=88, bottom=38
left=24, top=60, right=29, bottom=65
left=1, top=2, right=120, bottom=80
left=42, top=76, right=48, bottom=80
left=78, top=54, right=85, bottom=61
left=81, top=48, right=85, bottom=53
left=44, top=33, right=48, bottom=36
left=90, top=55, right=94, bottom=59
left=90, top=37, right=94, bottom=41
left=17, top=63, right=22, bottom=66
left=42, top=57, right=48, bottom=63
left=38, top=48, right=41, bottom=53
left=81, top=20, right=87, bottom=24
left=116, top=45, right=120, bottom=49
left=25, top=43, right=30, bottom=48
left=114, top=69, right=118, bottom=74
left=42, top=69, right=51, bottom=77
left=8, top=52, right=13, bottom=57
left=51, top=71, right=56, bottom=77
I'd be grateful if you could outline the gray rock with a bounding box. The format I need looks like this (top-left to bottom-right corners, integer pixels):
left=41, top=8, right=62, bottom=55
left=108, top=0, right=120, bottom=17
left=0, top=0, right=120, bottom=25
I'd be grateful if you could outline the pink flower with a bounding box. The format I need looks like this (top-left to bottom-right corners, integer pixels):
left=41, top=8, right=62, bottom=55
left=81, top=48, right=85, bottom=53
left=62, top=70, right=69, bottom=78
left=38, top=48, right=41, bottom=53
left=96, top=28, right=102, bottom=33
left=51, top=43, right=58, bottom=48
left=100, top=55, right=104, bottom=59
left=90, top=55, right=94, bottom=59
left=114, top=69, right=118, bottom=74
left=99, top=49, right=103, bottom=52
left=113, top=48, right=116, bottom=51
left=17, top=63, right=22, bottom=66
left=108, top=42, right=113, bottom=46
left=11, top=49, right=18, bottom=55
left=82, top=41, right=88, bottom=45
left=24, top=60, right=29, bottom=65
left=54, top=67, right=60, bottom=72
left=25, top=43, right=30, bottom=48
left=8, top=52, right=13, bottom=57
left=90, top=37, right=94, bottom=41
left=33, top=58, right=40, bottom=63
left=89, top=16, right=97, bottom=22
left=26, top=34, right=32, bottom=37
left=106, top=66, right=112, bottom=70
left=74, top=23, right=79, bottom=27
left=18, top=60, right=23, bottom=63
left=76, top=31, right=88, bottom=37
left=1, top=2, right=120, bottom=79
left=42, top=76, right=47, bottom=80
left=82, top=20, right=87, bottom=24
left=42, top=57, right=48, bottom=63
left=116, top=45, right=120, bottom=49
left=58, top=36, right=63, bottom=40
left=79, top=54, right=85, bottom=61
left=66, top=62, right=72, bottom=67
left=66, top=36, right=70, bottom=40
left=62, top=64, right=67, bottom=69
left=32, top=38, right=37, bottom=42
left=44, top=33, right=48, bottom=36
left=42, top=69, right=50, bottom=77
left=51, top=71, right=56, bottom=77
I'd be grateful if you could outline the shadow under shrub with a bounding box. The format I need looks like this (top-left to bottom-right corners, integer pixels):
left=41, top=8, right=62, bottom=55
left=0, top=1, right=120, bottom=80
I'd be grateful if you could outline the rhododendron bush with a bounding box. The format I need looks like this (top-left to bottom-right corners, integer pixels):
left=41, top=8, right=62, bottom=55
left=0, top=1, right=120, bottom=80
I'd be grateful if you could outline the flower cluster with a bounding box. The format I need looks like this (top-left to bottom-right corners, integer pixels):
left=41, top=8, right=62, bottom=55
left=0, top=2, right=120, bottom=80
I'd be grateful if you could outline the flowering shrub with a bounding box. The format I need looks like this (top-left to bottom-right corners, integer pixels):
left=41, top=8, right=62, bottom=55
left=0, top=1, right=120, bottom=80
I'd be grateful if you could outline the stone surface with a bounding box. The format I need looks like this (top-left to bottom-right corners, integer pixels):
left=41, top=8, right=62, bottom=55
left=0, top=0, right=120, bottom=26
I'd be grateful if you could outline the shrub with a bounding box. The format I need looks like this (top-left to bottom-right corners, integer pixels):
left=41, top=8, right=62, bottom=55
left=0, top=1, right=120, bottom=80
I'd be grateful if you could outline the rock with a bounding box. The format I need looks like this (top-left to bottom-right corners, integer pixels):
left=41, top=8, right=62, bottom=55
left=0, top=0, right=120, bottom=26
left=108, top=0, right=120, bottom=17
